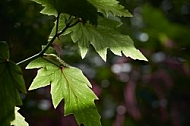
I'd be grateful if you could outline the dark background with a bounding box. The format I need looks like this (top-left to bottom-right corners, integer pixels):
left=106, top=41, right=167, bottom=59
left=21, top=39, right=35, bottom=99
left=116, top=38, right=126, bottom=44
left=1, top=0, right=190, bottom=125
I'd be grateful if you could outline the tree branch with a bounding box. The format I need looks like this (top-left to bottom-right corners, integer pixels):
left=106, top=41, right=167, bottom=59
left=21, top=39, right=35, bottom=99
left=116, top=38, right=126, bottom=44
left=16, top=14, right=79, bottom=65
left=55, top=12, right=61, bottom=36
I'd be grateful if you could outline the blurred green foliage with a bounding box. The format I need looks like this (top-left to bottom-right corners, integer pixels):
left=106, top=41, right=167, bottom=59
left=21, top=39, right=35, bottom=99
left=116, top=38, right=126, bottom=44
left=1, top=0, right=190, bottom=125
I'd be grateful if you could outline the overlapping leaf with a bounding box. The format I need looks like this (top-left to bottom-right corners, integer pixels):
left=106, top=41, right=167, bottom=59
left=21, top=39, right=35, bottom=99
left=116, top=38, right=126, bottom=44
left=49, top=15, right=147, bottom=61
left=26, top=54, right=101, bottom=126
left=32, top=0, right=98, bottom=25
left=0, top=41, right=26, bottom=125
left=11, top=107, right=29, bottom=126
left=88, top=0, right=132, bottom=17
left=65, top=18, right=147, bottom=61
left=31, top=0, right=57, bottom=15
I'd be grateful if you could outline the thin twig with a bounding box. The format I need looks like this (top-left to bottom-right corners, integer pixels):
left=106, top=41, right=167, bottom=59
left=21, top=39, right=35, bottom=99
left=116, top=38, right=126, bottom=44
left=55, top=12, right=61, bottom=35
left=16, top=15, right=79, bottom=65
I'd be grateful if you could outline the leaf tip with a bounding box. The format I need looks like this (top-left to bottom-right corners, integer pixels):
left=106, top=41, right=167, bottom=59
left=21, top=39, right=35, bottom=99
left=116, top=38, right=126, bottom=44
left=143, top=57, right=148, bottom=61
left=28, top=87, right=33, bottom=91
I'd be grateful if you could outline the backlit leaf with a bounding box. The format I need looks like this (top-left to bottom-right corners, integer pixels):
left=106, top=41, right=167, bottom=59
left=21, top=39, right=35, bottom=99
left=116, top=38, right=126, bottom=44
left=32, top=0, right=98, bottom=25
left=11, top=107, right=29, bottom=126
left=26, top=54, right=101, bottom=126
left=66, top=18, right=147, bottom=61
left=88, top=0, right=132, bottom=17
left=49, top=15, right=147, bottom=61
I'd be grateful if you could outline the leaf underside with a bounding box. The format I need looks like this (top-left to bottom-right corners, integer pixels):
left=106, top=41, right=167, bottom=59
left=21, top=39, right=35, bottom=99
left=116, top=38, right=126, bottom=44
left=27, top=1, right=147, bottom=126
left=0, top=41, right=26, bottom=125
left=88, top=0, right=133, bottom=17
left=32, top=0, right=133, bottom=25
left=65, top=17, right=147, bottom=61
left=32, top=0, right=98, bottom=25
left=49, top=15, right=147, bottom=61
left=26, top=54, right=101, bottom=126
left=34, top=0, right=146, bottom=61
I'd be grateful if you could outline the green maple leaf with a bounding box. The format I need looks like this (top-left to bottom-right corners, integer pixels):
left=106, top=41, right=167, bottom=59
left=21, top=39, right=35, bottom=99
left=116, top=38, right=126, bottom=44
left=88, top=0, right=132, bottom=17
left=11, top=107, right=29, bottom=126
left=26, top=54, right=101, bottom=126
left=49, top=15, right=147, bottom=61
left=65, top=18, right=147, bottom=61
left=0, top=41, right=26, bottom=125
left=32, top=0, right=98, bottom=25
left=31, top=0, right=57, bottom=15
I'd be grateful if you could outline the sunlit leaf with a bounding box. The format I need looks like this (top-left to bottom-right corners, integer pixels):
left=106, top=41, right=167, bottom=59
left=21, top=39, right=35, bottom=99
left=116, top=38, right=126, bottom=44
left=11, top=107, right=29, bottom=126
left=0, top=41, right=26, bottom=125
left=88, top=0, right=132, bottom=17
left=32, top=0, right=98, bottom=25
left=26, top=54, right=101, bottom=126
left=66, top=18, right=147, bottom=61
